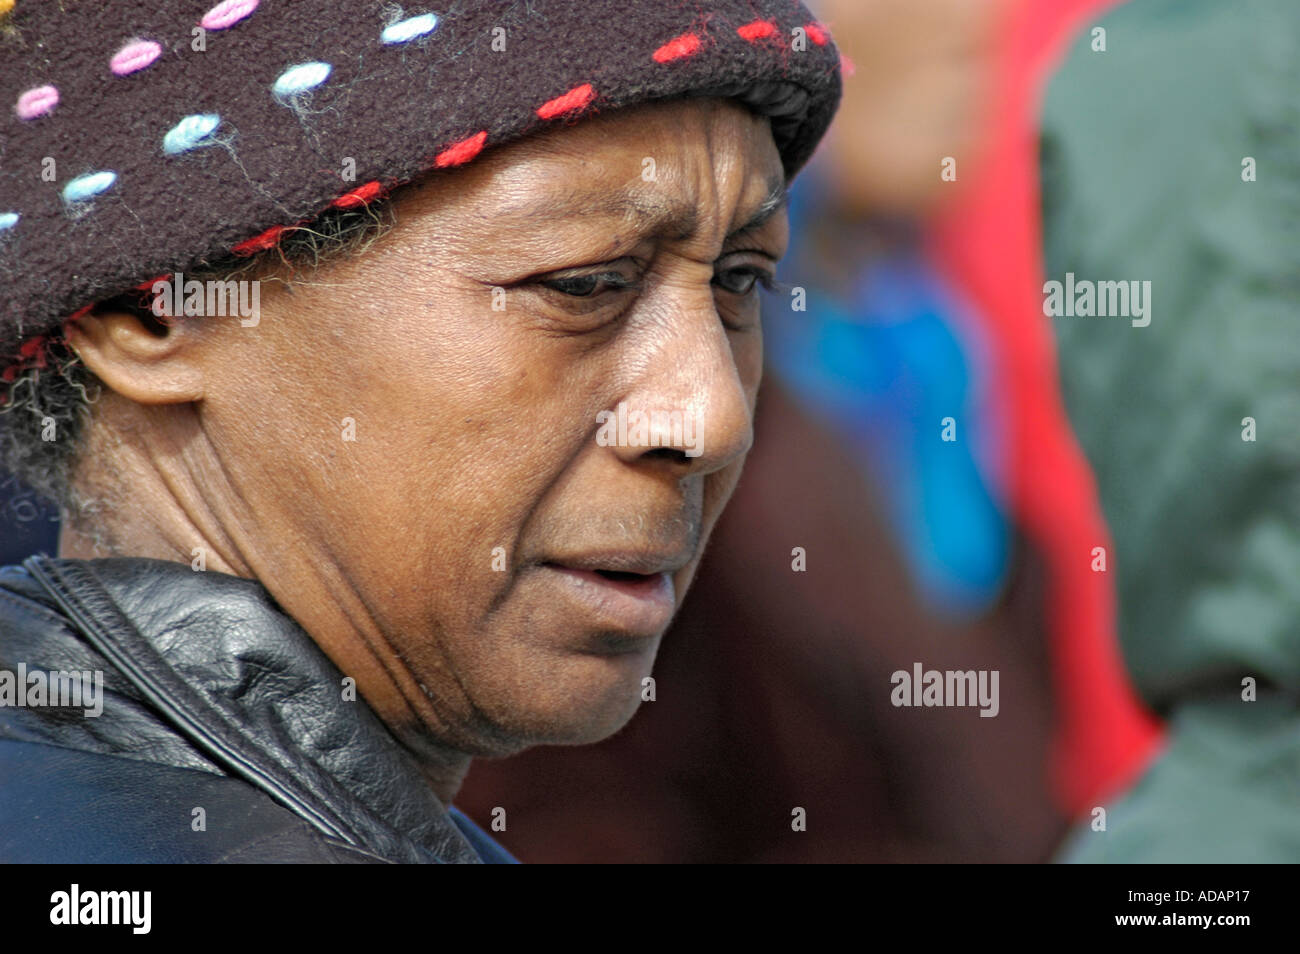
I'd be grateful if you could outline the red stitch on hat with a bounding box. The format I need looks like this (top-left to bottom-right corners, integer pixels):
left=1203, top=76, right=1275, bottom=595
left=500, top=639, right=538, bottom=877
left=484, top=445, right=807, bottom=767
left=536, top=84, right=595, bottom=120
left=805, top=22, right=829, bottom=46
left=232, top=224, right=287, bottom=255
left=135, top=274, right=168, bottom=291
left=737, top=19, right=777, bottom=42
left=1, top=333, right=50, bottom=383
left=653, top=32, right=701, bottom=63
left=331, top=180, right=385, bottom=209
left=839, top=52, right=855, bottom=77
left=17, top=335, right=45, bottom=360
left=435, top=130, right=487, bottom=168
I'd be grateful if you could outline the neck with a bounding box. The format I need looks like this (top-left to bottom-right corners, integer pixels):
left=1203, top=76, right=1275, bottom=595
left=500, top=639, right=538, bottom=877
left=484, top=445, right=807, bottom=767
left=58, top=400, right=475, bottom=806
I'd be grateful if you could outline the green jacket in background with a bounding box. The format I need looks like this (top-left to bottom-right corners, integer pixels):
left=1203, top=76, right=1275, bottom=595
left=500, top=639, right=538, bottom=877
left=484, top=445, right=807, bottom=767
left=1040, top=0, right=1300, bottom=861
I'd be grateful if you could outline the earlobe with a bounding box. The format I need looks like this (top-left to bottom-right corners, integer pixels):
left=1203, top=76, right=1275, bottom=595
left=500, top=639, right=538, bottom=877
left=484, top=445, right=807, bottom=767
left=64, top=309, right=205, bottom=405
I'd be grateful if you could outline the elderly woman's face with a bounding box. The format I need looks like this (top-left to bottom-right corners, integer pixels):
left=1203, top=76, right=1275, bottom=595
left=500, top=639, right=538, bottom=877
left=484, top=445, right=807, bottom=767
left=79, top=97, right=787, bottom=761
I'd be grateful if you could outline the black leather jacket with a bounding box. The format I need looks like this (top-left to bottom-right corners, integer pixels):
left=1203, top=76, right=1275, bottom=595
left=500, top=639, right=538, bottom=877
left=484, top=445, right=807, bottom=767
left=0, top=554, right=516, bottom=863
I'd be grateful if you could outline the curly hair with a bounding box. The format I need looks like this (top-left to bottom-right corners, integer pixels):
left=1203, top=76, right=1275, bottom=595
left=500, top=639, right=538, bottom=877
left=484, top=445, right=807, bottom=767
left=0, top=198, right=395, bottom=527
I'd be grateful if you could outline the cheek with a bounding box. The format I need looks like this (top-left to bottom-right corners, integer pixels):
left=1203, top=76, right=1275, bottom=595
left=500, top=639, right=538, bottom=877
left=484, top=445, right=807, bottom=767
left=695, top=326, right=761, bottom=547
left=734, top=324, right=764, bottom=404
left=304, top=288, right=606, bottom=630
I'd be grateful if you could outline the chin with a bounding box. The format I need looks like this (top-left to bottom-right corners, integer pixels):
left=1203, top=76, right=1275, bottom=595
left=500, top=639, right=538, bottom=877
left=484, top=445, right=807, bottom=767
left=540, top=704, right=643, bottom=748
left=513, top=651, right=655, bottom=748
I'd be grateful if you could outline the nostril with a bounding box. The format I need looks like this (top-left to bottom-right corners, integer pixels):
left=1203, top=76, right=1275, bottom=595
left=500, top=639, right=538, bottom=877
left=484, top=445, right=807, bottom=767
left=642, top=447, right=689, bottom=463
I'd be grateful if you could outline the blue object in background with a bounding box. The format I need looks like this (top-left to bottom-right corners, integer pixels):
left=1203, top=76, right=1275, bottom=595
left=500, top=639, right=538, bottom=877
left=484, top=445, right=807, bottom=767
left=765, top=189, right=1010, bottom=616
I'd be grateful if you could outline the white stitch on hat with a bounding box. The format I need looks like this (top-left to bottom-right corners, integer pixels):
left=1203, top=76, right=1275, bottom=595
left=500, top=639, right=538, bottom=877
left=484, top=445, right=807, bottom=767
left=382, top=13, right=439, bottom=45
left=62, top=171, right=117, bottom=204
left=272, top=62, right=332, bottom=98
left=163, top=114, right=222, bottom=155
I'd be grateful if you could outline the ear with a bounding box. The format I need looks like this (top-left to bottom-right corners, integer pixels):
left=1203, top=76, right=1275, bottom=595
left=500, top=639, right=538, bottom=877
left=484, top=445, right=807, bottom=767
left=64, top=309, right=205, bottom=404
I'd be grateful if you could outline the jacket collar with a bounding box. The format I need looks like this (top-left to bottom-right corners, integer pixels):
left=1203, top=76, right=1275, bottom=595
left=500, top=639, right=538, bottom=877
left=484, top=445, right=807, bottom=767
left=9, top=554, right=485, bottom=864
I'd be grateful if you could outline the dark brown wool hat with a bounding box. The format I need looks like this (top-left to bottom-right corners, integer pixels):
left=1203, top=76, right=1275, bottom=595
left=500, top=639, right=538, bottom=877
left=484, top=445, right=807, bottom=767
left=0, top=0, right=840, bottom=392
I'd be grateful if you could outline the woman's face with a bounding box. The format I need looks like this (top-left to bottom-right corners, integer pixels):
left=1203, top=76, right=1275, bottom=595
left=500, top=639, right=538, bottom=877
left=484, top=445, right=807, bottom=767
left=71, top=96, right=789, bottom=766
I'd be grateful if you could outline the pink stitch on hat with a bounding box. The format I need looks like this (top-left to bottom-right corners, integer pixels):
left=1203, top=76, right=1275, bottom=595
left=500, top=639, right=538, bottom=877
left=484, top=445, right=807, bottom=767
left=15, top=85, right=58, bottom=120
left=200, top=0, right=259, bottom=31
left=110, top=40, right=163, bottom=76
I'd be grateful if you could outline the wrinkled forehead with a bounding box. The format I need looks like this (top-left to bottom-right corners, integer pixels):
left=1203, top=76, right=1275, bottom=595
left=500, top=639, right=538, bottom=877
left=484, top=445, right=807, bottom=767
left=391, top=97, right=789, bottom=249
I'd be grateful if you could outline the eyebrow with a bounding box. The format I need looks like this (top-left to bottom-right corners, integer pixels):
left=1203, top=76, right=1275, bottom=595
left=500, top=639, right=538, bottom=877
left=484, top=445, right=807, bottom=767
left=501, top=178, right=788, bottom=241
left=731, top=181, right=789, bottom=236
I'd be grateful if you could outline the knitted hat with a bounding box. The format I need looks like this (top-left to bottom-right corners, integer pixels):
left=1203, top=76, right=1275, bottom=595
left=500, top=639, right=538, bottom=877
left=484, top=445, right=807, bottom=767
left=0, top=0, right=840, bottom=391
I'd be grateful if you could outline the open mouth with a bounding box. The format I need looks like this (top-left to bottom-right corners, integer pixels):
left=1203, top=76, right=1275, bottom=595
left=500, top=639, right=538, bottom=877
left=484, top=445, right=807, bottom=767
left=590, top=569, right=652, bottom=584
left=540, top=562, right=677, bottom=638
left=541, top=562, right=663, bottom=585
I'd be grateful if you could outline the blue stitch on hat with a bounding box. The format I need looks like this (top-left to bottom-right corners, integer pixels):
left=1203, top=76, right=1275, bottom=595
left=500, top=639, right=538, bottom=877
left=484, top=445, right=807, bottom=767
left=0, top=212, right=18, bottom=231
left=62, top=172, right=117, bottom=204
left=382, top=13, right=438, bottom=44
left=163, top=114, right=222, bottom=154
left=272, top=62, right=332, bottom=98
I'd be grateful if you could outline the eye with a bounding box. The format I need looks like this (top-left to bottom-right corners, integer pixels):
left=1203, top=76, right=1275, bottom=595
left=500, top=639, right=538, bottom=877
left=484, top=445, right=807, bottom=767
left=541, top=271, right=635, bottom=298
left=713, top=263, right=775, bottom=296
left=520, top=259, right=645, bottom=334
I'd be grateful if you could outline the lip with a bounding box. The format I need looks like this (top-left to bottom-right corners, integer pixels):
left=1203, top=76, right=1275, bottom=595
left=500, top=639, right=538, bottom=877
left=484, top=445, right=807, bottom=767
left=547, top=548, right=692, bottom=577
left=540, top=563, right=678, bottom=642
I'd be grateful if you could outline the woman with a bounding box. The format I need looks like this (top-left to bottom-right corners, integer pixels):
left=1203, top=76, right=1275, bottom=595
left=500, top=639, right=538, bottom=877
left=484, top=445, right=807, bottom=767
left=0, top=0, right=840, bottom=863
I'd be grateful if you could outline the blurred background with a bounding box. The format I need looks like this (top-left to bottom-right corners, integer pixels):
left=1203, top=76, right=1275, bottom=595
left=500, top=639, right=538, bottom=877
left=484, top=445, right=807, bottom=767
left=7, top=0, right=1293, bottom=861
left=460, top=0, right=1167, bottom=861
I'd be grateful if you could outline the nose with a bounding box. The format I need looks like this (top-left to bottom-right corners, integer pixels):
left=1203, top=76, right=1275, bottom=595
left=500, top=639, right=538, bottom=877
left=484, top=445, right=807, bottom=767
left=600, top=284, right=758, bottom=476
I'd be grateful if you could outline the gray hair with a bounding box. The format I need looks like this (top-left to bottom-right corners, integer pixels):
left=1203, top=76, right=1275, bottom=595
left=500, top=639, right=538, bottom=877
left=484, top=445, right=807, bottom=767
left=0, top=199, right=395, bottom=531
